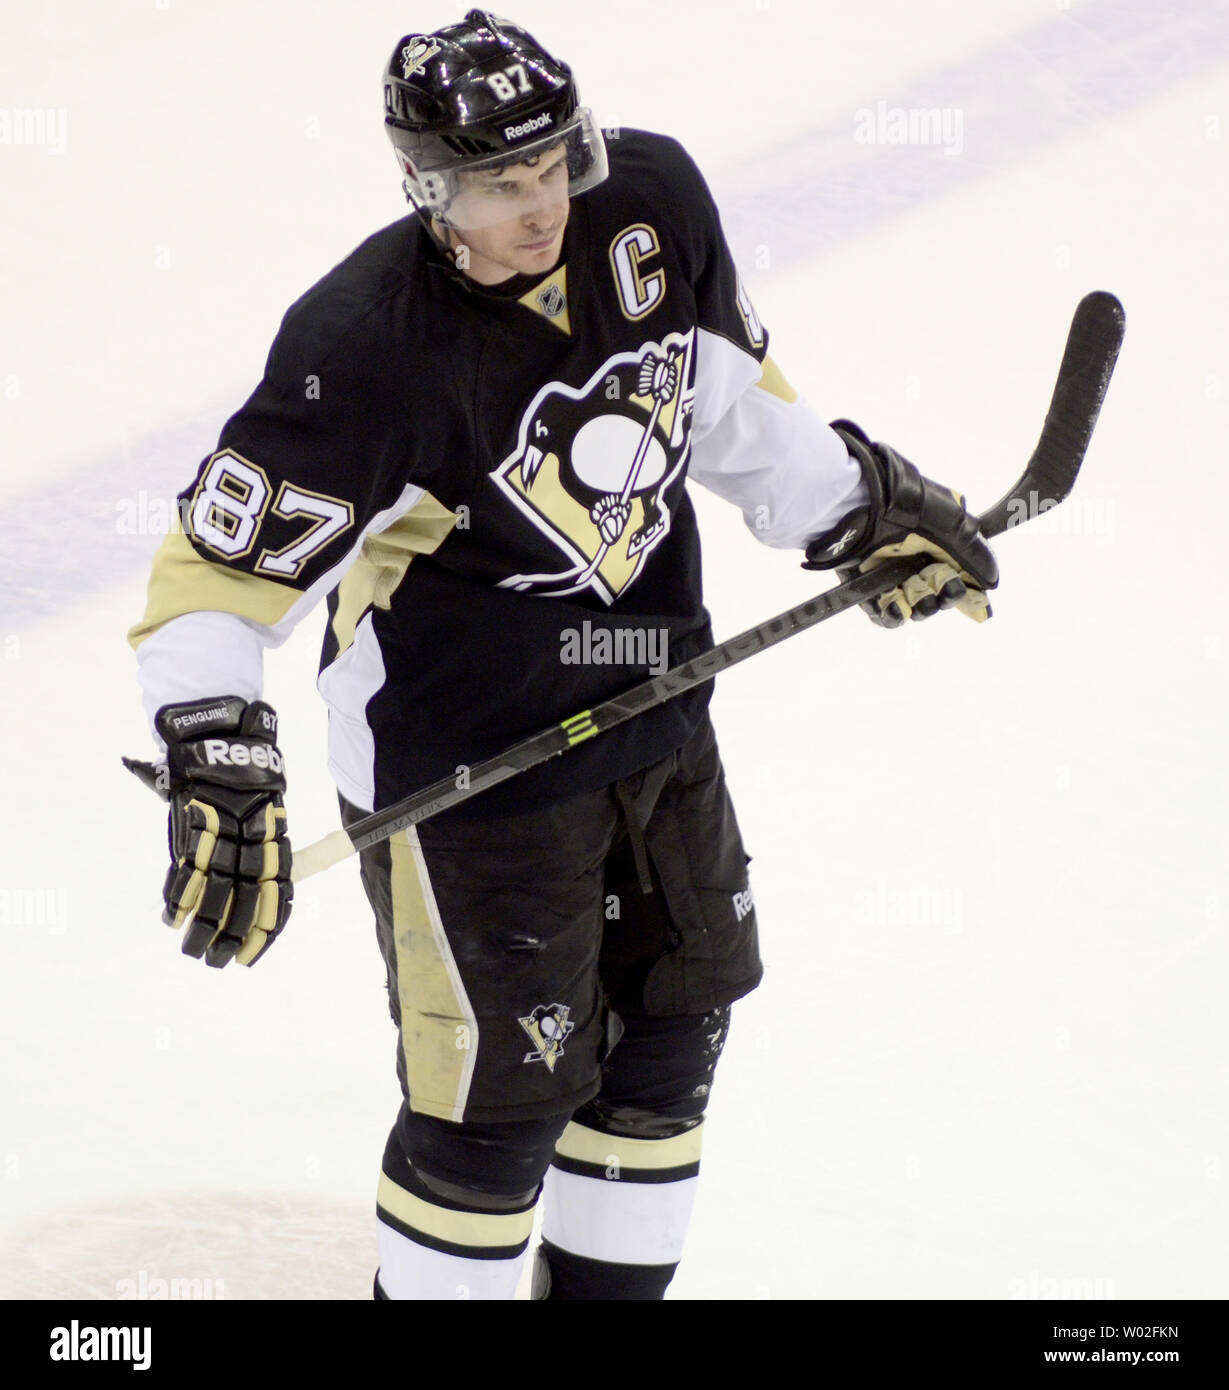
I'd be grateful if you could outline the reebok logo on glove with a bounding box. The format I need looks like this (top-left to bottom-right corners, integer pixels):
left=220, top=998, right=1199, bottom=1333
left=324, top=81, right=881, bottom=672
left=202, top=740, right=284, bottom=772
left=822, top=526, right=859, bottom=559
left=125, top=696, right=294, bottom=968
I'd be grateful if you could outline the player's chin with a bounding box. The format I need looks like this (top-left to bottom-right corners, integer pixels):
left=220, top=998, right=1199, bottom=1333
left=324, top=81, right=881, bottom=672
left=510, top=232, right=563, bottom=269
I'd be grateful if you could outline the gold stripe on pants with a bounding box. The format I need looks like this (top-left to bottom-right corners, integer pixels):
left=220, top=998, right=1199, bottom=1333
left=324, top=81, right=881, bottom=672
left=390, top=826, right=480, bottom=1122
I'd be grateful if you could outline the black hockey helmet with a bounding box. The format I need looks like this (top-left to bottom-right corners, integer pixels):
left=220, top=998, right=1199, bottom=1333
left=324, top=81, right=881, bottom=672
left=382, top=9, right=607, bottom=230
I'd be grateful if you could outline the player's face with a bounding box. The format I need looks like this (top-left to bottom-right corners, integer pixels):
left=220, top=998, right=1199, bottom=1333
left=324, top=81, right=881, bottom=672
left=446, top=145, right=571, bottom=284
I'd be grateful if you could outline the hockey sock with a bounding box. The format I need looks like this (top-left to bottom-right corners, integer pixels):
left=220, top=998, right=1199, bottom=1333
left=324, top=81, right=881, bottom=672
left=374, top=1130, right=541, bottom=1300
left=374, top=1167, right=538, bottom=1300
left=537, top=1118, right=704, bottom=1299
left=373, top=1101, right=566, bottom=1299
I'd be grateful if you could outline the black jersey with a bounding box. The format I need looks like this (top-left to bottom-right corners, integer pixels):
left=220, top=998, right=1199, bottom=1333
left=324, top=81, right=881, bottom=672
left=130, top=130, right=865, bottom=818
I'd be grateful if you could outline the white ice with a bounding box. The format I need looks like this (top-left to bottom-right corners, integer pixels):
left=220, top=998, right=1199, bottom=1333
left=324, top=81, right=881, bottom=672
left=1, top=0, right=1226, bottom=1300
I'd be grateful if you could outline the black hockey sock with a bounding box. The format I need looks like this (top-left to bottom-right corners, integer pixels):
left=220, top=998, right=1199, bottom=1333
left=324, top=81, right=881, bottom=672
left=535, top=1237, right=677, bottom=1300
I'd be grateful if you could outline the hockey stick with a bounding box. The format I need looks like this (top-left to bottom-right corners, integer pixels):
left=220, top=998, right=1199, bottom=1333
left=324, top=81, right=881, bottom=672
left=978, top=290, right=1125, bottom=536
left=291, top=291, right=1125, bottom=882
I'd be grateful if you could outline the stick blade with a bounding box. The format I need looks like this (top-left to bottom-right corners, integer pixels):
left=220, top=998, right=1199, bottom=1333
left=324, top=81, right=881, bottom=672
left=979, top=290, right=1126, bottom=538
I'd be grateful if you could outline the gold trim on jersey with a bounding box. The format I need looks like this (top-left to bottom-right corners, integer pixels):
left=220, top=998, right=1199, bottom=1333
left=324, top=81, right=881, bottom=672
left=329, top=490, right=457, bottom=659
left=735, top=275, right=766, bottom=349
left=389, top=825, right=480, bottom=1123
left=127, top=530, right=303, bottom=649
left=755, top=354, right=799, bottom=404
left=377, top=1172, right=536, bottom=1249
left=517, top=264, right=571, bottom=335
left=554, top=1118, right=705, bottom=1171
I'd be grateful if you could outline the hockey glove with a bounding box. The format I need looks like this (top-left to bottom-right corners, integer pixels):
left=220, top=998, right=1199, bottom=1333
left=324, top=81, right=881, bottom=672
left=802, top=420, right=998, bottom=627
left=123, top=696, right=292, bottom=967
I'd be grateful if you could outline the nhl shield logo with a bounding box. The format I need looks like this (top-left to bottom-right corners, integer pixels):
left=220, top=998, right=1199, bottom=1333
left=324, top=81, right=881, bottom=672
left=492, top=330, right=697, bottom=603
left=401, top=37, right=442, bottom=78
left=519, top=1003, right=575, bottom=1071
left=537, top=283, right=566, bottom=318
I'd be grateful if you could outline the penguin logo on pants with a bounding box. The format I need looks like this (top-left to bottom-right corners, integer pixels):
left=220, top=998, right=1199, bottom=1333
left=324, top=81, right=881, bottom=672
left=519, top=1003, right=576, bottom=1071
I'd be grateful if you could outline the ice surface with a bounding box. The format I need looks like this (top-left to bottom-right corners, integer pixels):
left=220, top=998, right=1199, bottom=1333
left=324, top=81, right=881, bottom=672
left=1, top=0, right=1226, bottom=1300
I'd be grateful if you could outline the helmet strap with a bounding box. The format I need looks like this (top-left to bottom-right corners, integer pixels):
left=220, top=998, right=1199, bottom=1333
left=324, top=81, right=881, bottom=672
left=410, top=204, right=479, bottom=281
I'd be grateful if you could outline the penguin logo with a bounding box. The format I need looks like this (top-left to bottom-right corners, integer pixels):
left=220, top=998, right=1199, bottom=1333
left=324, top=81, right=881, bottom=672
left=400, top=38, right=441, bottom=78
left=492, top=330, right=696, bottom=602
left=519, top=1003, right=576, bottom=1071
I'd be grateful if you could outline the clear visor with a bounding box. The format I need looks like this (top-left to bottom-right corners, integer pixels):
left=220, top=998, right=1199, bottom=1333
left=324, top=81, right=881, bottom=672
left=394, top=106, right=608, bottom=232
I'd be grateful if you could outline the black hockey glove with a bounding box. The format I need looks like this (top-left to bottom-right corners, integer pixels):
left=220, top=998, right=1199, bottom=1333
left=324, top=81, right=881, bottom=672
left=802, top=420, right=998, bottom=627
left=123, top=697, right=292, bottom=968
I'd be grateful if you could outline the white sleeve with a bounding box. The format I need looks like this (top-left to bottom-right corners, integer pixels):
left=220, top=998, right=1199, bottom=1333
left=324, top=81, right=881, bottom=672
left=130, top=481, right=439, bottom=745
left=134, top=612, right=272, bottom=743
left=687, top=328, right=869, bottom=549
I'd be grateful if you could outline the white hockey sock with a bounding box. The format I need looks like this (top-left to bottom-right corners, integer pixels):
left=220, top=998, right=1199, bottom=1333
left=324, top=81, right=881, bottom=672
left=541, top=1119, right=703, bottom=1268
left=374, top=1171, right=536, bottom=1300
left=375, top=1217, right=530, bottom=1300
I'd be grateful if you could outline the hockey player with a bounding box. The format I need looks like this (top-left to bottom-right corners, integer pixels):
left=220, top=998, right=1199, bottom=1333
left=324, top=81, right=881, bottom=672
left=126, top=10, right=997, bottom=1300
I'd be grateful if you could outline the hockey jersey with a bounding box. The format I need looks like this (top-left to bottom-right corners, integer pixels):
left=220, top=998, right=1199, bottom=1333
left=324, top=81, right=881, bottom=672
left=129, top=129, right=865, bottom=819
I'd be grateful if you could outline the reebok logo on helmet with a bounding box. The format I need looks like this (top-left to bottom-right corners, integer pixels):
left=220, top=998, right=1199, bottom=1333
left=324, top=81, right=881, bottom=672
left=504, top=112, right=553, bottom=142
